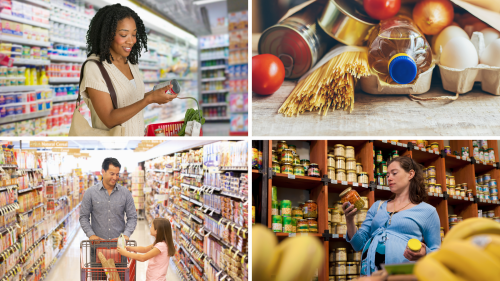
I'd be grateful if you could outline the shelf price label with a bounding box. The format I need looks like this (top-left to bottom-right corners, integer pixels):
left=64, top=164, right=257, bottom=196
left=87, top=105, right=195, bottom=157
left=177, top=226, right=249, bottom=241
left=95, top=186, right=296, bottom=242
left=382, top=140, right=388, bottom=143
left=288, top=233, right=296, bottom=237
left=397, top=142, right=402, bottom=147
left=300, top=233, right=308, bottom=236
left=352, top=182, right=358, bottom=186
left=331, top=180, right=338, bottom=184
left=391, top=141, right=397, bottom=145
left=341, top=181, right=348, bottom=185
left=453, top=196, right=457, bottom=199
left=332, top=234, right=339, bottom=238
left=377, top=185, right=382, bottom=190
left=287, top=174, right=295, bottom=179
left=362, top=184, right=368, bottom=188
left=456, top=156, right=461, bottom=160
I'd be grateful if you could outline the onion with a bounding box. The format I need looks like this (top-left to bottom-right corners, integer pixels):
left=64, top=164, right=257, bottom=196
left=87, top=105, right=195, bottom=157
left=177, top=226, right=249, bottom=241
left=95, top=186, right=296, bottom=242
left=413, top=0, right=455, bottom=35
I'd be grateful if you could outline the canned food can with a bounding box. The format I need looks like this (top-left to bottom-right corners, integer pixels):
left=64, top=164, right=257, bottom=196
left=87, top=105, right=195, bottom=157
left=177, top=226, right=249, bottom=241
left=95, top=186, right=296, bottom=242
left=281, top=200, right=292, bottom=217
left=272, top=186, right=278, bottom=201
left=272, top=200, right=279, bottom=216
left=484, top=174, right=491, bottom=182
left=258, top=3, right=334, bottom=79
left=272, top=215, right=283, bottom=232
left=283, top=216, right=293, bottom=233
left=291, top=218, right=297, bottom=233
left=489, top=179, right=497, bottom=188
left=153, top=79, right=181, bottom=95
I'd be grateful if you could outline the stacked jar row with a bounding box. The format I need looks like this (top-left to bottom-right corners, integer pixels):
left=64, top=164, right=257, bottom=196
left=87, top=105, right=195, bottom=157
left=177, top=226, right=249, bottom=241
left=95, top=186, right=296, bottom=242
left=476, top=175, right=498, bottom=201
left=273, top=141, right=320, bottom=177
left=270, top=187, right=319, bottom=234
left=448, top=215, right=464, bottom=229
left=472, top=140, right=496, bottom=164
left=478, top=209, right=500, bottom=222
left=373, top=149, right=399, bottom=186
left=327, top=144, right=368, bottom=184
left=328, top=248, right=361, bottom=281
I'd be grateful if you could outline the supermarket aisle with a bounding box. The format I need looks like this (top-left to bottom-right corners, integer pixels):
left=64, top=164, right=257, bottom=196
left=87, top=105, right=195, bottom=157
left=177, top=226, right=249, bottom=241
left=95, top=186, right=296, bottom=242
left=45, top=220, right=181, bottom=281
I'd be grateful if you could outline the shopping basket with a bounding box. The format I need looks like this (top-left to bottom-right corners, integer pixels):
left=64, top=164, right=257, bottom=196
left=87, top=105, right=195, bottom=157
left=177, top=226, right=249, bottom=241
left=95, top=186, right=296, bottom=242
left=80, top=240, right=136, bottom=281
left=144, top=97, right=203, bottom=136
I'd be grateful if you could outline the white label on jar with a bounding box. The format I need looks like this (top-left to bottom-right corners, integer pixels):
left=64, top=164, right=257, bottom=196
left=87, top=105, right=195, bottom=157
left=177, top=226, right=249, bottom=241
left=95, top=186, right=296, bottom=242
left=336, top=251, right=347, bottom=261
left=347, top=265, right=357, bottom=275
left=336, top=264, right=346, bottom=275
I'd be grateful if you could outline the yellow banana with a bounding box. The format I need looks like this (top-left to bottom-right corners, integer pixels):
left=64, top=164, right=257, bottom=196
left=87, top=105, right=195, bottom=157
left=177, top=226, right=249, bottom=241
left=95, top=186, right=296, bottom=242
left=442, top=217, right=500, bottom=245
left=414, top=252, right=468, bottom=281
left=432, top=240, right=500, bottom=281
left=468, top=234, right=500, bottom=262
left=252, top=224, right=278, bottom=281
left=272, top=235, right=325, bottom=281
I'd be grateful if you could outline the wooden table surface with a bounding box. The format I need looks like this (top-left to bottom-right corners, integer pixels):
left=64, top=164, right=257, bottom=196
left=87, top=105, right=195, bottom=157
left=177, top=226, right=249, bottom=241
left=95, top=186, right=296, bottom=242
left=252, top=81, right=500, bottom=136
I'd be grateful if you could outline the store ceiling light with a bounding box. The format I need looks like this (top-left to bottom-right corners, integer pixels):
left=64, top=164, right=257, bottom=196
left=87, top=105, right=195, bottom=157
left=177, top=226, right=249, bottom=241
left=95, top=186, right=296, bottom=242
left=85, top=0, right=198, bottom=46
left=100, top=140, right=129, bottom=150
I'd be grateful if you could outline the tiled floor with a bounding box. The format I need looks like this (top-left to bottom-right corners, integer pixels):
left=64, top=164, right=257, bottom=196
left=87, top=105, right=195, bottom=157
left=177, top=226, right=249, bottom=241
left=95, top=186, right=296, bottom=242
left=45, top=220, right=181, bottom=281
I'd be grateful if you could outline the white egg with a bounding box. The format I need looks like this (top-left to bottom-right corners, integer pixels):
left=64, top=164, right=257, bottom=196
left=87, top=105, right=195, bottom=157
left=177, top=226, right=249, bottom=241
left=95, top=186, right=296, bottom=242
left=480, top=27, right=500, bottom=47
left=479, top=39, right=500, bottom=67
left=433, top=26, right=469, bottom=54
left=440, top=37, right=478, bottom=69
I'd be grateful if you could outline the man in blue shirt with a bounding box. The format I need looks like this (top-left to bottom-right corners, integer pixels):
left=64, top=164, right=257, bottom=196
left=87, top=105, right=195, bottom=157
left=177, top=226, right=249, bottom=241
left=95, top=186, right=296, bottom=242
left=80, top=157, right=137, bottom=279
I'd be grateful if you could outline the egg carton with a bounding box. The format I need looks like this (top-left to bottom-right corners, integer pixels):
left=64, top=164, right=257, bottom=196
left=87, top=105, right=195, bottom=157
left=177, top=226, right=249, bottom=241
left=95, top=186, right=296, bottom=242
left=437, top=32, right=500, bottom=95
left=359, top=63, right=435, bottom=95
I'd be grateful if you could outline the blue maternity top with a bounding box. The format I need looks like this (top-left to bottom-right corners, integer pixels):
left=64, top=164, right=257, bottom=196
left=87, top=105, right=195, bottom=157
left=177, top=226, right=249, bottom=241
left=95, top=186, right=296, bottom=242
left=346, top=200, right=441, bottom=276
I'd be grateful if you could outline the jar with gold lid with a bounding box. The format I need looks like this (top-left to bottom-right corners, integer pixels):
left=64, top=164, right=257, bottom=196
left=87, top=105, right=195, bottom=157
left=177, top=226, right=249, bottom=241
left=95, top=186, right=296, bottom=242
left=335, top=262, right=347, bottom=275
left=288, top=144, right=297, bottom=155
left=447, top=185, right=455, bottom=196
left=328, top=154, right=336, bottom=168
left=328, top=166, right=336, bottom=180
left=435, top=184, right=442, bottom=194
left=272, top=150, right=278, bottom=163
left=427, top=166, right=436, bottom=177
left=293, top=164, right=305, bottom=176
left=334, top=144, right=346, bottom=157
left=277, top=141, right=288, bottom=154
left=297, top=219, right=309, bottom=233
left=345, top=146, right=355, bottom=158
left=449, top=176, right=455, bottom=186
left=304, top=200, right=318, bottom=219
left=336, top=169, right=346, bottom=182
left=308, top=163, right=321, bottom=178
left=336, top=156, right=346, bottom=170
left=280, top=149, right=294, bottom=165
left=281, top=163, right=293, bottom=175
left=428, top=176, right=437, bottom=184
left=357, top=172, right=368, bottom=184
left=331, top=210, right=341, bottom=223
left=292, top=207, right=303, bottom=219
left=356, top=163, right=363, bottom=174
left=336, top=248, right=347, bottom=262
left=346, top=158, right=356, bottom=170
left=307, top=218, right=318, bottom=233
left=340, top=187, right=366, bottom=211
left=271, top=161, right=280, bottom=174
left=292, top=155, right=300, bottom=166
left=346, top=170, right=357, bottom=182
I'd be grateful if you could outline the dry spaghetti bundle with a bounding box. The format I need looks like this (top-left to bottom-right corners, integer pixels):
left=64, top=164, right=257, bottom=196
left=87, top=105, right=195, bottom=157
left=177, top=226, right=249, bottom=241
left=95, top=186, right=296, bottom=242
left=278, top=51, right=369, bottom=117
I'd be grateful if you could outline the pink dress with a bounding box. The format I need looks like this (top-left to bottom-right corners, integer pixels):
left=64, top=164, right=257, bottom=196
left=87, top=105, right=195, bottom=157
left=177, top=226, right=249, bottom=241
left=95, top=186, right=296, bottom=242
left=146, top=242, right=170, bottom=281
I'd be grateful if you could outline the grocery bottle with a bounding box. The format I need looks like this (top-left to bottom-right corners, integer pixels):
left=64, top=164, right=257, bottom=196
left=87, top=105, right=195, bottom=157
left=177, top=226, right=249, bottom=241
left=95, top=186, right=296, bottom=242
left=24, top=66, right=30, bottom=85
left=30, top=66, right=37, bottom=86
left=367, top=15, right=433, bottom=84
left=39, top=67, right=48, bottom=85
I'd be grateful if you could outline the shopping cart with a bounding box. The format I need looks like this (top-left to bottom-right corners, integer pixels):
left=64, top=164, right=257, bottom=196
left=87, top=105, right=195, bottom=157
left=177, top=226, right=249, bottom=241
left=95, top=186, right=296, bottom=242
left=80, top=240, right=136, bottom=281
left=144, top=97, right=203, bottom=136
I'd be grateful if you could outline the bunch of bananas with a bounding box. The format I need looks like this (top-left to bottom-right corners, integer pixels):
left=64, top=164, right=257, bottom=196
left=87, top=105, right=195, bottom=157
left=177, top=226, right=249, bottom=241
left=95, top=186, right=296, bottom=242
left=414, top=218, right=500, bottom=281
left=253, top=224, right=324, bottom=281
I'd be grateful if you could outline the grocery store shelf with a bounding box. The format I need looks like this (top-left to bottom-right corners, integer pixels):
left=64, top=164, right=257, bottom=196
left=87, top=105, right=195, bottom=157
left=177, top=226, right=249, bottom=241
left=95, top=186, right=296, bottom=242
left=180, top=245, right=203, bottom=272
left=180, top=183, right=202, bottom=192
left=328, top=180, right=370, bottom=194
left=272, top=173, right=322, bottom=190
left=201, top=77, right=226, bottom=82
left=0, top=85, right=50, bottom=93
left=180, top=220, right=203, bottom=240
left=0, top=35, right=51, bottom=47
left=49, top=77, right=80, bottom=83
left=50, top=4, right=93, bottom=20
left=201, top=102, right=227, bottom=107
left=446, top=194, right=474, bottom=205
left=46, top=202, right=81, bottom=237
left=275, top=232, right=322, bottom=238
left=220, top=191, right=246, bottom=201
left=25, top=0, right=51, bottom=8
left=0, top=111, right=51, bottom=125
left=201, top=65, right=227, bottom=71
left=13, top=58, right=50, bottom=66
left=138, top=65, right=160, bottom=71
left=139, top=57, right=157, bottom=63
left=51, top=37, right=86, bottom=47
left=0, top=184, right=18, bottom=192
left=220, top=166, right=247, bottom=171
left=373, top=140, right=408, bottom=153
left=200, top=56, right=228, bottom=61
left=477, top=198, right=500, bottom=206
left=49, top=55, right=86, bottom=63
left=201, top=90, right=228, bottom=94
left=53, top=95, right=78, bottom=102
left=50, top=16, right=88, bottom=29
left=0, top=164, right=18, bottom=168
left=200, top=44, right=229, bottom=50
left=0, top=13, right=50, bottom=28
left=445, top=155, right=471, bottom=169
left=204, top=117, right=230, bottom=121
left=17, top=184, right=43, bottom=194
left=473, top=162, right=497, bottom=174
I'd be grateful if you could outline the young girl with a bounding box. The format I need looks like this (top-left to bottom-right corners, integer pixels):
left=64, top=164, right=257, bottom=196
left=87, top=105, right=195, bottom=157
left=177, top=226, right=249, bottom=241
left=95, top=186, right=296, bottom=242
left=117, top=218, right=176, bottom=281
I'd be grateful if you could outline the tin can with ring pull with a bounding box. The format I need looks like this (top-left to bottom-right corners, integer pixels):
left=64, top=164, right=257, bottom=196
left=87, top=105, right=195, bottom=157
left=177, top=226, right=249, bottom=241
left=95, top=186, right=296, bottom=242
left=153, top=79, right=181, bottom=95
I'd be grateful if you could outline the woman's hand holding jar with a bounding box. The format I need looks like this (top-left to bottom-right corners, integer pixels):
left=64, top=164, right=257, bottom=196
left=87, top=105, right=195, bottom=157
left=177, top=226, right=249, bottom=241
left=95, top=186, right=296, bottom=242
left=342, top=202, right=358, bottom=239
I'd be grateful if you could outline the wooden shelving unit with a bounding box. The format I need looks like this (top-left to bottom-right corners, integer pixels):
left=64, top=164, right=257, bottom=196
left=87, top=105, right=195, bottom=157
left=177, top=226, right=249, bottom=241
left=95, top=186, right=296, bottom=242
left=254, top=140, right=500, bottom=281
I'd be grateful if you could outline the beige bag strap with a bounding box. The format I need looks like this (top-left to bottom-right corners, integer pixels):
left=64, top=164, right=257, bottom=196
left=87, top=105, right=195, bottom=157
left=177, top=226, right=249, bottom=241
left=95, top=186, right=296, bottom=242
left=77, top=59, right=118, bottom=109
left=409, top=92, right=459, bottom=101
left=376, top=200, right=385, bottom=215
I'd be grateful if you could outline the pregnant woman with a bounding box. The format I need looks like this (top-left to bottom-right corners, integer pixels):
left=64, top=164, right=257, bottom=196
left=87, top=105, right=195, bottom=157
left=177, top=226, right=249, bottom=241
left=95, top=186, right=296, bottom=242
left=79, top=3, right=176, bottom=136
left=343, top=156, right=441, bottom=276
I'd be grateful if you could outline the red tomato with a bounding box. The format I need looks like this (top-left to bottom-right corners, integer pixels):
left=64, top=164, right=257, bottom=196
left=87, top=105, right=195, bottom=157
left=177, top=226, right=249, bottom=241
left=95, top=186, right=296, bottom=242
left=252, top=54, right=285, bottom=95
left=363, top=0, right=401, bottom=20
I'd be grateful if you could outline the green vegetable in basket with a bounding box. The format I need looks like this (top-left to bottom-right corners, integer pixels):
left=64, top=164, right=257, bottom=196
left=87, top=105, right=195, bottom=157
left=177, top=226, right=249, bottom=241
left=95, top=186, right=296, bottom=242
left=178, top=108, right=205, bottom=136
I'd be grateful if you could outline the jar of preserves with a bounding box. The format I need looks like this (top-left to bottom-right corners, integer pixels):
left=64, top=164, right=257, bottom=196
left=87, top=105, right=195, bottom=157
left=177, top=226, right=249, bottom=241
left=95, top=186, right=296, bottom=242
left=281, top=163, right=293, bottom=175
left=301, top=159, right=310, bottom=175
left=328, top=154, right=336, bottom=168
left=435, top=184, right=442, bottom=194
left=376, top=173, right=385, bottom=186
left=335, top=201, right=343, bottom=214
left=337, top=222, right=347, bottom=235
left=345, top=146, right=355, bottom=158
left=462, top=183, right=468, bottom=190
left=328, top=167, right=336, bottom=180
left=492, top=195, right=499, bottom=201
left=450, top=222, right=458, bottom=230
left=288, top=144, right=297, bottom=155
left=292, top=207, right=303, bottom=219
left=340, top=187, right=365, bottom=211
left=428, top=176, right=436, bottom=185
left=292, top=155, right=301, bottom=166
left=356, top=163, right=363, bottom=174
left=467, top=189, right=473, bottom=198
left=345, top=158, right=356, bottom=171
left=446, top=175, right=450, bottom=186
left=448, top=185, right=455, bottom=196
left=484, top=174, right=491, bottom=182
left=431, top=142, right=439, bottom=152
left=449, top=215, right=457, bottom=223
left=357, top=209, right=367, bottom=222
left=336, top=248, right=347, bottom=262
left=440, top=227, right=445, bottom=239
left=280, top=149, right=294, bottom=165
left=449, top=176, right=455, bottom=186
left=331, top=222, right=338, bottom=234
left=477, top=175, right=483, bottom=185
left=392, top=150, right=399, bottom=158
left=460, top=189, right=466, bottom=197
left=346, top=262, right=357, bottom=275
left=336, top=169, right=346, bottom=182
left=489, top=179, right=497, bottom=188
left=346, top=170, right=357, bottom=182
left=294, top=164, right=305, bottom=176
left=357, top=172, right=368, bottom=184
left=297, top=219, right=309, bottom=233
left=487, top=210, right=495, bottom=218
left=332, top=210, right=341, bottom=223
left=277, top=141, right=288, bottom=154
left=307, top=218, right=318, bottom=233
left=304, top=200, right=318, bottom=219
left=335, top=262, right=347, bottom=275
left=491, top=186, right=498, bottom=196
left=272, top=150, right=278, bottom=163
left=376, top=150, right=383, bottom=163
left=379, top=161, right=387, bottom=174
left=428, top=184, right=435, bottom=193
left=336, top=156, right=346, bottom=170
left=478, top=191, right=484, bottom=199
left=417, top=140, right=426, bottom=148
left=457, top=216, right=463, bottom=223
left=427, top=166, right=436, bottom=177
left=272, top=161, right=280, bottom=174
left=353, top=251, right=362, bottom=261
left=308, top=163, right=321, bottom=178
left=334, top=144, right=346, bottom=157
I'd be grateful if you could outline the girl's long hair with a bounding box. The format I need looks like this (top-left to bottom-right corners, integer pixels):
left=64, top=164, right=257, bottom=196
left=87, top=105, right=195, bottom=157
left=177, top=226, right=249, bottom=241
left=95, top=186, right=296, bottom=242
left=153, top=218, right=176, bottom=256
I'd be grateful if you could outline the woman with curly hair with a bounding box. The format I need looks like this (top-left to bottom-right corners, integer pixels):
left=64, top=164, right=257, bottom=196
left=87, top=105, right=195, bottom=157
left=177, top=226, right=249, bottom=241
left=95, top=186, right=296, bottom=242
left=342, top=156, right=441, bottom=276
left=80, top=3, right=175, bottom=136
